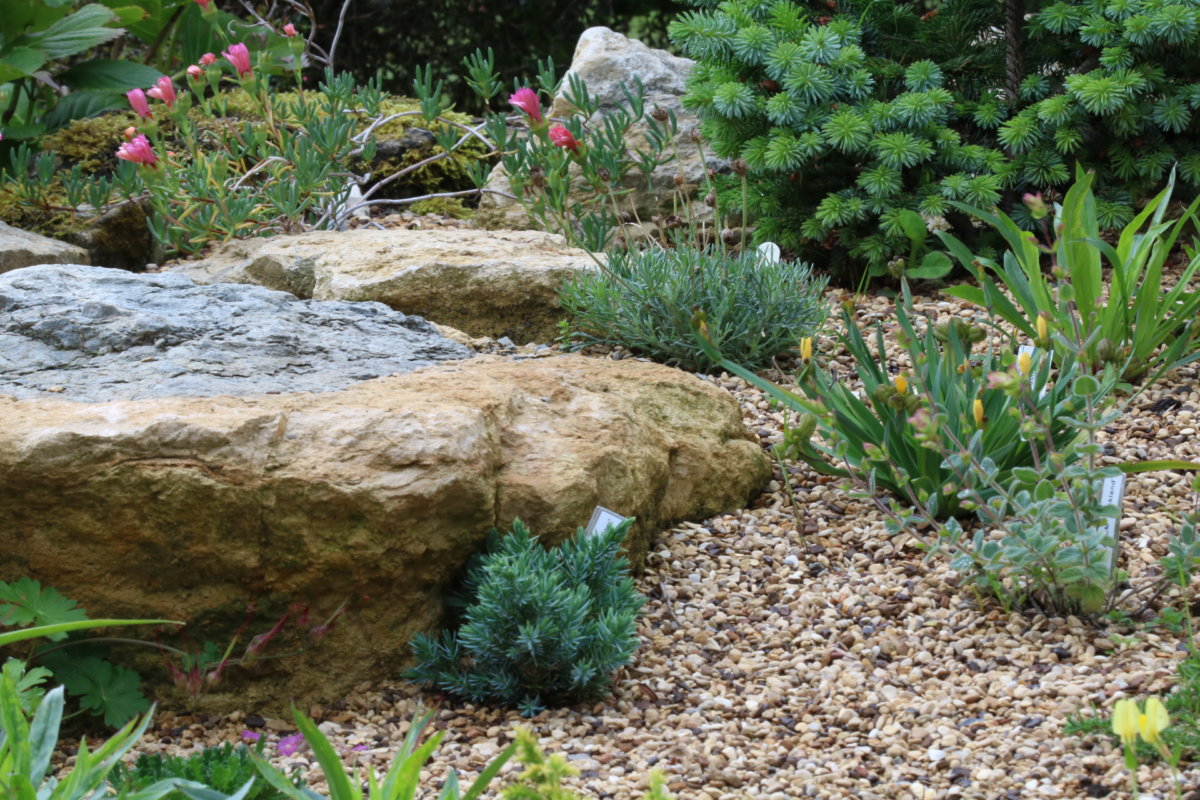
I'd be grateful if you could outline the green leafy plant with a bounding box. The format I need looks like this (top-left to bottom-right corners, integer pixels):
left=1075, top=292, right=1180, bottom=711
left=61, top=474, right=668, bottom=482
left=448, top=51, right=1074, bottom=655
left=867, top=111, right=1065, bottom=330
left=250, top=707, right=514, bottom=800
left=558, top=244, right=827, bottom=371
left=0, top=628, right=225, bottom=800
left=694, top=285, right=1091, bottom=518
left=669, top=0, right=1010, bottom=280
left=0, top=578, right=182, bottom=726
left=407, top=519, right=644, bottom=717
left=942, top=170, right=1200, bottom=384
left=108, top=738, right=305, bottom=800
left=499, top=728, right=674, bottom=800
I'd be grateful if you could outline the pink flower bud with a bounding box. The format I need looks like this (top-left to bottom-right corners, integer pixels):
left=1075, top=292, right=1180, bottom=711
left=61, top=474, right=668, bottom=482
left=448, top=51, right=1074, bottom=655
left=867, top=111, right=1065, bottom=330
left=508, top=87, right=542, bottom=123
left=187, top=64, right=204, bottom=81
left=115, top=134, right=157, bottom=166
left=123, top=126, right=138, bottom=141
left=146, top=76, right=176, bottom=109
left=193, top=0, right=212, bottom=8
left=200, top=52, right=218, bottom=66
left=282, top=23, right=297, bottom=36
left=126, top=88, right=152, bottom=120
left=223, top=42, right=252, bottom=77
left=548, top=124, right=580, bottom=153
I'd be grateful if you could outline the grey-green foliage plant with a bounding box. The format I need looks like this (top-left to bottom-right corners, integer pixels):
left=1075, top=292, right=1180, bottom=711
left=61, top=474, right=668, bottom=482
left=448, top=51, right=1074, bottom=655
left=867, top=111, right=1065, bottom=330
left=407, top=519, right=644, bottom=717
left=250, top=707, right=514, bottom=800
left=558, top=245, right=827, bottom=371
left=942, top=169, right=1200, bottom=385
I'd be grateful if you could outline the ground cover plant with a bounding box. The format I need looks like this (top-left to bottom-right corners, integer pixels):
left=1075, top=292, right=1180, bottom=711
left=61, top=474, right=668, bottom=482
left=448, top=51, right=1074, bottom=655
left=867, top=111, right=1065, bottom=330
left=108, top=739, right=304, bottom=800
left=407, top=519, right=643, bottom=717
left=558, top=244, right=828, bottom=371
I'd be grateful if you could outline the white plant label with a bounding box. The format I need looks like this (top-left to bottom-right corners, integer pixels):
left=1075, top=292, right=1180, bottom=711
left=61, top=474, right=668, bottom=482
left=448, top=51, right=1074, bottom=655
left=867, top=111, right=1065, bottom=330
left=756, top=241, right=781, bottom=266
left=586, top=506, right=629, bottom=538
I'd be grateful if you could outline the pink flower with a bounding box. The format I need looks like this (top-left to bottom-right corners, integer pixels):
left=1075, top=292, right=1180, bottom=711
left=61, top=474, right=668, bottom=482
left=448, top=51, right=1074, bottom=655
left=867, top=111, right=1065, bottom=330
left=282, top=23, right=297, bottom=36
left=548, top=124, right=580, bottom=153
left=277, top=733, right=304, bottom=757
left=193, top=0, right=212, bottom=9
left=200, top=52, right=217, bottom=66
left=126, top=88, right=151, bottom=120
left=123, top=126, right=138, bottom=141
left=242, top=730, right=261, bottom=742
left=116, top=134, right=157, bottom=166
left=147, top=76, right=176, bottom=109
left=223, top=43, right=252, bottom=76
left=508, top=87, right=542, bottom=123
left=187, top=64, right=203, bottom=81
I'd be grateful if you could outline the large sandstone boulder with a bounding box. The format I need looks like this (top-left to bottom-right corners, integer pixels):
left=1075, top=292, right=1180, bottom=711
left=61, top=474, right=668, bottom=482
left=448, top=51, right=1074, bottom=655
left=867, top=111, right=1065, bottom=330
left=0, top=266, right=770, bottom=713
left=0, top=221, right=89, bottom=274
left=168, top=229, right=597, bottom=343
left=476, top=27, right=718, bottom=232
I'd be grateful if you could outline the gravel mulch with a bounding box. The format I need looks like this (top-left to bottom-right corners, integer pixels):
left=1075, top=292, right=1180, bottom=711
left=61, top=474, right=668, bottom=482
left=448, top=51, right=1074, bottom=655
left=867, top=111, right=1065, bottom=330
left=58, top=257, right=1200, bottom=799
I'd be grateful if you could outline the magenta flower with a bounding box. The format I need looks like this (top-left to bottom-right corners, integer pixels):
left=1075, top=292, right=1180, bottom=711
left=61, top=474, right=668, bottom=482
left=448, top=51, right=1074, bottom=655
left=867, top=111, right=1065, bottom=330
left=200, top=52, right=217, bottom=66
left=282, top=23, right=297, bottom=36
left=508, top=87, right=542, bottom=123
left=116, top=134, right=157, bottom=166
left=193, top=0, right=212, bottom=9
left=548, top=124, right=580, bottom=153
left=187, top=64, right=203, bottom=81
left=223, top=42, right=252, bottom=77
left=147, top=76, right=177, bottom=109
left=241, top=730, right=261, bottom=742
left=277, top=733, right=304, bottom=756
left=126, top=88, right=152, bottom=120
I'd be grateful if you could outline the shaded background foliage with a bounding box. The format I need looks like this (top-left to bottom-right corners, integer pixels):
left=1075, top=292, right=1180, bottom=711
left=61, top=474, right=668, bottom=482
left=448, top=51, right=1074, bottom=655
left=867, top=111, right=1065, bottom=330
left=301, top=0, right=679, bottom=111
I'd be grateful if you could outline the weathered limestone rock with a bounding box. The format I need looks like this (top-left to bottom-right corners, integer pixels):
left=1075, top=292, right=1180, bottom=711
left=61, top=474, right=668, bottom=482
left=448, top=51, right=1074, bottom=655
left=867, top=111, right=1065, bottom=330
left=476, top=27, right=719, bottom=232
left=167, top=229, right=598, bottom=343
left=0, top=264, right=472, bottom=401
left=0, top=355, right=771, bottom=713
left=0, top=221, right=89, bottom=274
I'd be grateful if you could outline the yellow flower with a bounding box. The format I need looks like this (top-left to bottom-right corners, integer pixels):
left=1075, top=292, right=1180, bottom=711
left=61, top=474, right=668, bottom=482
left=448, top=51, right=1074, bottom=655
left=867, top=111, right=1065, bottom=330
left=801, top=337, right=813, bottom=363
left=973, top=397, right=985, bottom=427
left=894, top=374, right=908, bottom=394
left=1017, top=351, right=1032, bottom=376
left=1139, top=697, right=1169, bottom=746
left=1112, top=698, right=1140, bottom=748
left=1036, top=315, right=1049, bottom=343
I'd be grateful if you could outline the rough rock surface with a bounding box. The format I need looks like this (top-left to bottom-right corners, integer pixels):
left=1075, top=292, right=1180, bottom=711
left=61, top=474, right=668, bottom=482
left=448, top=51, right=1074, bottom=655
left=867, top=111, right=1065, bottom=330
left=0, top=355, right=770, bottom=712
left=0, top=221, right=89, bottom=274
left=476, top=27, right=718, bottom=232
left=63, top=199, right=161, bottom=272
left=167, top=229, right=597, bottom=343
left=0, top=264, right=472, bottom=401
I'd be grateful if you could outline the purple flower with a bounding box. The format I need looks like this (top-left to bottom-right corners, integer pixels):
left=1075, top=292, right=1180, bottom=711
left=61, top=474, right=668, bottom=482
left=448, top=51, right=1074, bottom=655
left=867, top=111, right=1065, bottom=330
left=241, top=730, right=261, bottom=742
left=278, top=732, right=304, bottom=756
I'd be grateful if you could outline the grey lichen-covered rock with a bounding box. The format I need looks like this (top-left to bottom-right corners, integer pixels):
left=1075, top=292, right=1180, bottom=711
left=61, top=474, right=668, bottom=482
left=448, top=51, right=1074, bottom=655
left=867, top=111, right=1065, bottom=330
left=0, top=221, right=89, bottom=274
left=0, top=264, right=472, bottom=401
left=0, top=354, right=771, bottom=714
left=476, top=27, right=721, bottom=232
left=167, top=228, right=599, bottom=343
